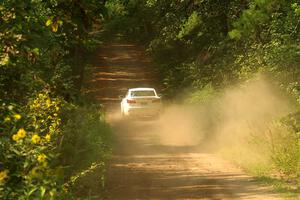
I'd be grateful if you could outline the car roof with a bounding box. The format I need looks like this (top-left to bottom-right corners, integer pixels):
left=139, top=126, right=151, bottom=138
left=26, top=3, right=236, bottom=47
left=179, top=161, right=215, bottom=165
left=128, top=88, right=156, bottom=91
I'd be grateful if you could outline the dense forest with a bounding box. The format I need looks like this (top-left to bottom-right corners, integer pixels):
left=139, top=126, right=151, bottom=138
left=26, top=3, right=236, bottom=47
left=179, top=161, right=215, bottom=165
left=105, top=0, right=300, bottom=99
left=1, top=0, right=300, bottom=199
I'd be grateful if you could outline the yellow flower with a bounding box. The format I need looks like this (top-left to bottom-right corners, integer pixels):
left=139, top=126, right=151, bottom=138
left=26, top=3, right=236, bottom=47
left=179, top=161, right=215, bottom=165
left=4, top=117, right=11, bottom=122
left=7, top=105, right=14, bottom=110
left=46, top=99, right=51, bottom=108
left=12, top=134, right=19, bottom=141
left=45, top=134, right=51, bottom=142
left=17, top=128, right=26, bottom=139
left=14, top=114, right=21, bottom=120
left=0, top=170, right=9, bottom=183
left=37, top=154, right=47, bottom=163
left=31, top=134, right=41, bottom=144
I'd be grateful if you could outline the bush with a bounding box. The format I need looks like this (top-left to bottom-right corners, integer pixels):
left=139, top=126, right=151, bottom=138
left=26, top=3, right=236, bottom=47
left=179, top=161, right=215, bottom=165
left=0, top=92, right=113, bottom=199
left=271, top=112, right=300, bottom=178
left=60, top=104, right=112, bottom=180
left=185, top=84, right=217, bottom=104
left=0, top=91, right=65, bottom=199
left=0, top=1, right=112, bottom=199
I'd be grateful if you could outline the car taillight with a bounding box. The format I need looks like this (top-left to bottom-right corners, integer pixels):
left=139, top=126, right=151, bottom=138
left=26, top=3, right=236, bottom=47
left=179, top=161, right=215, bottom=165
left=127, top=99, right=136, bottom=104
left=152, top=99, right=161, bottom=103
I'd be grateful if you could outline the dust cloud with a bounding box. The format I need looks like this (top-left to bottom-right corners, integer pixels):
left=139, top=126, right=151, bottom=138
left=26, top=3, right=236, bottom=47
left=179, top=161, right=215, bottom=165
left=109, top=77, right=292, bottom=164
left=154, top=105, right=204, bottom=146
left=149, top=78, right=292, bottom=163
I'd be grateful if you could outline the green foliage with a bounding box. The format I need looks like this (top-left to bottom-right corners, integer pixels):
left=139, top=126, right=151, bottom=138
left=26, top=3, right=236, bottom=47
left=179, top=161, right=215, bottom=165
left=0, top=0, right=112, bottom=199
left=228, top=29, right=242, bottom=39
left=105, top=0, right=127, bottom=19
left=292, top=3, right=300, bottom=16
left=60, top=105, right=112, bottom=178
left=0, top=92, right=64, bottom=199
left=178, top=11, right=202, bottom=39
left=103, top=0, right=299, bottom=98
left=271, top=112, right=300, bottom=177
left=185, top=84, right=217, bottom=104
left=60, top=104, right=113, bottom=197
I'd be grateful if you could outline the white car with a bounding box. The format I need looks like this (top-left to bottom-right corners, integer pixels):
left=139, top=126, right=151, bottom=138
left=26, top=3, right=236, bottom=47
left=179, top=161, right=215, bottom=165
left=120, top=88, right=162, bottom=118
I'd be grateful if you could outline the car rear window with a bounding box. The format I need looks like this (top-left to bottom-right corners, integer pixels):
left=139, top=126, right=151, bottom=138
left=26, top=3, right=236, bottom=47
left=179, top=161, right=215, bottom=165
left=131, top=90, right=155, bottom=97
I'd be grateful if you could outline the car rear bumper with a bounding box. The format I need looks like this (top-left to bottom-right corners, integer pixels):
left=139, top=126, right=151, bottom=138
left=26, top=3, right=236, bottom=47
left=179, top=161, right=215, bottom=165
left=127, top=107, right=161, bottom=117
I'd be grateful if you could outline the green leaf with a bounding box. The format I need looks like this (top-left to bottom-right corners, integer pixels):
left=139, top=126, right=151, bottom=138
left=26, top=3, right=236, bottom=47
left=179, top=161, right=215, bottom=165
left=32, top=48, right=40, bottom=55
left=40, top=186, right=46, bottom=198
left=57, top=20, right=63, bottom=26
left=291, top=3, right=298, bottom=9
left=45, top=19, right=52, bottom=26
left=23, top=160, right=29, bottom=168
left=11, top=148, right=21, bottom=156
left=229, top=29, right=242, bottom=39
left=295, top=8, right=300, bottom=16
left=27, top=187, right=38, bottom=198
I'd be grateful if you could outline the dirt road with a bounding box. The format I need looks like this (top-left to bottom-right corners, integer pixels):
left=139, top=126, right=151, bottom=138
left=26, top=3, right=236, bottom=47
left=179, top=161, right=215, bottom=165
left=87, top=43, right=281, bottom=200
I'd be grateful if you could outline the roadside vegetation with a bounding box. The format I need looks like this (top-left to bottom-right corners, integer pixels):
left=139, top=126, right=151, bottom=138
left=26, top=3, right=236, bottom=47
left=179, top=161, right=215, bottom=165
left=103, top=0, right=300, bottom=198
left=2, top=0, right=300, bottom=199
left=0, top=1, right=112, bottom=199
